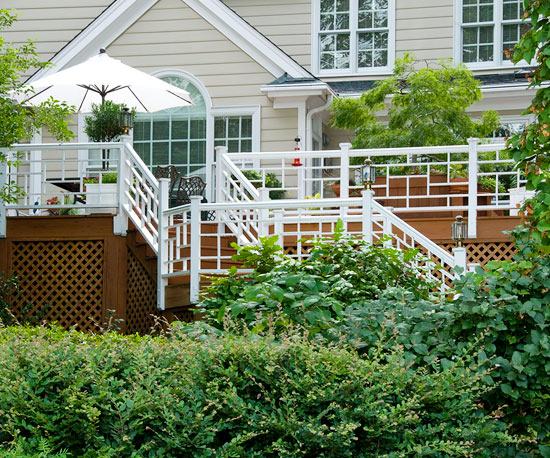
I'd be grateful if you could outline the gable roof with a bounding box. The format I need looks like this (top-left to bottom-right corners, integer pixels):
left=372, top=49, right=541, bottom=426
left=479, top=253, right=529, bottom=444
left=27, top=0, right=313, bottom=83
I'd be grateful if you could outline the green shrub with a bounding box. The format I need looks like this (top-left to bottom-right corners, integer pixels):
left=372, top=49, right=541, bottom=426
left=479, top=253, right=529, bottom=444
left=201, top=229, right=438, bottom=334
left=0, top=326, right=511, bottom=457
left=242, top=169, right=285, bottom=199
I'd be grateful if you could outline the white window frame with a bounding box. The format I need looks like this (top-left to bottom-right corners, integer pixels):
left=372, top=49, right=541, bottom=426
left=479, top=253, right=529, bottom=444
left=312, top=0, right=396, bottom=77
left=211, top=105, right=261, bottom=169
left=454, top=0, right=530, bottom=70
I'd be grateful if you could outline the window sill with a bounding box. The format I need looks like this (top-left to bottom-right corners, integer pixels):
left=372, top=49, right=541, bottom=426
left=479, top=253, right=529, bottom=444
left=316, top=67, right=393, bottom=78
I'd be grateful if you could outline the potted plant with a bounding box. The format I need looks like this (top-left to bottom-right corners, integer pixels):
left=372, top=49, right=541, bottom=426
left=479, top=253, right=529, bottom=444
left=84, top=101, right=135, bottom=170
left=84, top=172, right=118, bottom=213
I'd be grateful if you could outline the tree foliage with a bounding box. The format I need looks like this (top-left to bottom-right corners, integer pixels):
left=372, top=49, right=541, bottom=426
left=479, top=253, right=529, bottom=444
left=330, top=54, right=500, bottom=149
left=506, top=0, right=550, bottom=250
left=0, top=9, right=74, bottom=202
left=84, top=101, right=134, bottom=142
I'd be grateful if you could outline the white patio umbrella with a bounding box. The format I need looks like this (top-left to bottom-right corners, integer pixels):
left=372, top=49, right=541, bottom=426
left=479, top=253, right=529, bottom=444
left=20, top=49, right=192, bottom=112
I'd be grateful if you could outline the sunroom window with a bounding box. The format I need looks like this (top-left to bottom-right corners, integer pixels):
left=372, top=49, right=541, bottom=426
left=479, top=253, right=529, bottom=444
left=133, top=75, right=207, bottom=179
left=459, top=0, right=529, bottom=66
left=318, top=0, right=392, bottom=74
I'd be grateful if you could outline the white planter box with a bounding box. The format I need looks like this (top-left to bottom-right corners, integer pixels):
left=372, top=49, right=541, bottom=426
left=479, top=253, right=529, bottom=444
left=85, top=183, right=118, bottom=214
left=509, top=186, right=535, bottom=216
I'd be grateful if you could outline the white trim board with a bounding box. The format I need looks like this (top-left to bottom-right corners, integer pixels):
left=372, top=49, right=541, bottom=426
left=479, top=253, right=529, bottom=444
left=28, top=0, right=312, bottom=83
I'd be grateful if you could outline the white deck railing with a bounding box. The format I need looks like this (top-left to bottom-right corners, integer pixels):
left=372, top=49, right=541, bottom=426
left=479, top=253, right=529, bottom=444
left=215, top=139, right=525, bottom=238
left=161, top=191, right=461, bottom=303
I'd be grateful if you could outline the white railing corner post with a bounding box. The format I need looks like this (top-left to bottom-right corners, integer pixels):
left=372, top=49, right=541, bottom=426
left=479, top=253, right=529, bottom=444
left=258, top=187, right=270, bottom=237
left=157, top=178, right=170, bottom=310
left=0, top=155, right=7, bottom=238
left=215, top=146, right=228, bottom=203
left=452, top=246, right=467, bottom=276
left=467, top=137, right=478, bottom=238
left=361, top=189, right=374, bottom=244
left=339, top=142, right=351, bottom=199
left=114, top=142, right=130, bottom=235
left=189, top=195, right=202, bottom=304
left=273, top=209, right=284, bottom=248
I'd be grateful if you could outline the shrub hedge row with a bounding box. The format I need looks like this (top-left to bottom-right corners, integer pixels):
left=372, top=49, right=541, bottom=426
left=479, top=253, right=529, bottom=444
left=0, top=327, right=511, bottom=457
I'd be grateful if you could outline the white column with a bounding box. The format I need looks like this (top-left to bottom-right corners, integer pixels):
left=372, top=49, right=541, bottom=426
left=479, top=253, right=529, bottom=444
left=467, top=138, right=478, bottom=238
left=452, top=246, right=467, bottom=274
left=157, top=178, right=170, bottom=310
left=362, top=189, right=374, bottom=244
left=339, top=142, right=351, bottom=199
left=189, top=195, right=202, bottom=304
left=29, top=129, right=42, bottom=212
left=215, top=146, right=227, bottom=203
left=113, top=138, right=131, bottom=235
left=258, top=187, right=270, bottom=237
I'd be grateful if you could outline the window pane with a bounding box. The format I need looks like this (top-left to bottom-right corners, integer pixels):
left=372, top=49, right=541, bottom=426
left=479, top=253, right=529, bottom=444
left=320, top=34, right=335, bottom=52
left=479, top=44, right=493, bottom=61
left=320, top=0, right=333, bottom=12
left=373, top=11, right=388, bottom=28
left=463, top=45, right=477, bottom=62
left=335, top=13, right=349, bottom=30
left=336, top=34, right=350, bottom=50
left=134, top=143, right=150, bottom=163
left=171, top=142, right=187, bottom=164
left=241, top=117, right=252, bottom=137
left=320, top=13, right=334, bottom=31
left=227, top=140, right=240, bottom=153
left=214, top=118, right=225, bottom=138
left=374, top=31, right=388, bottom=49
left=228, top=118, right=240, bottom=138
left=152, top=142, right=169, bottom=165
left=336, top=0, right=349, bottom=11
left=133, top=121, right=150, bottom=141
left=320, top=52, right=334, bottom=69
left=241, top=139, right=252, bottom=152
left=153, top=120, right=169, bottom=140
left=358, top=50, right=373, bottom=67
left=463, top=5, right=477, bottom=23
left=358, top=11, right=372, bottom=28
left=479, top=25, right=493, bottom=44
left=374, top=0, right=388, bottom=8
left=463, top=27, right=478, bottom=45
left=479, top=4, right=493, bottom=21
left=373, top=49, right=387, bottom=67
left=172, top=120, right=188, bottom=140
left=503, top=0, right=520, bottom=20
left=189, top=142, right=206, bottom=164
left=189, top=119, right=206, bottom=139
left=334, top=52, right=350, bottom=69
left=358, top=32, right=374, bottom=50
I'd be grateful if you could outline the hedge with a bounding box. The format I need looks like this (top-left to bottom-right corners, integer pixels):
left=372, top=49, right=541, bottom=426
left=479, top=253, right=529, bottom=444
left=0, top=326, right=510, bottom=457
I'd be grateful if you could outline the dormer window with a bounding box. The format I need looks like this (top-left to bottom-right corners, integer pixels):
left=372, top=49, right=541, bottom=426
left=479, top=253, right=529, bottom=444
left=315, top=0, right=395, bottom=75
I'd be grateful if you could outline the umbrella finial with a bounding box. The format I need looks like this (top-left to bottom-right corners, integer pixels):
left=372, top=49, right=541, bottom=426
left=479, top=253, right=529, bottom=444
left=99, top=48, right=106, bottom=54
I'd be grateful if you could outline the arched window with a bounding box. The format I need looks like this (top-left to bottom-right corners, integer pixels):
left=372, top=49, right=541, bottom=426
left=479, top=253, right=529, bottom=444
left=133, top=73, right=208, bottom=178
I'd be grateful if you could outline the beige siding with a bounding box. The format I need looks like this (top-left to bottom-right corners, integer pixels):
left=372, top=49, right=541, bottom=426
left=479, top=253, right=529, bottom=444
left=223, top=0, right=311, bottom=70
left=1, top=0, right=111, bottom=65
left=108, top=0, right=298, bottom=152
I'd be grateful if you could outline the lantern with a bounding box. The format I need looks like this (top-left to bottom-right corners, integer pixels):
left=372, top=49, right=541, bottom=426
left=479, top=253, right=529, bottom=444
left=361, top=158, right=376, bottom=190
left=451, top=215, right=467, bottom=247
left=120, top=107, right=134, bottom=135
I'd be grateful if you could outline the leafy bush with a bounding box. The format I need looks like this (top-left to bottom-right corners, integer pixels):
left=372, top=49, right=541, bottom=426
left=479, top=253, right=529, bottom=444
left=201, top=228, right=438, bottom=334
left=0, top=326, right=511, bottom=457
left=328, top=242, right=550, bottom=453
left=242, top=169, right=285, bottom=199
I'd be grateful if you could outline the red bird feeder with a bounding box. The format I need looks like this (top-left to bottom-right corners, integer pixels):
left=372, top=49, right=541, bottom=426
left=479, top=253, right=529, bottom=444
left=292, top=136, right=303, bottom=167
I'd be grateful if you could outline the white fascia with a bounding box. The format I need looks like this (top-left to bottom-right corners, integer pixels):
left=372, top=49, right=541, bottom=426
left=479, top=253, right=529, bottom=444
left=261, top=83, right=333, bottom=100
left=27, top=0, right=159, bottom=83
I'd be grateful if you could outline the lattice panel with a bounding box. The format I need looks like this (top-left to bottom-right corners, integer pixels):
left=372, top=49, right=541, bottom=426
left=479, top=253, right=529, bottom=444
left=10, top=240, right=104, bottom=331
left=439, top=241, right=516, bottom=266
left=125, top=248, right=158, bottom=334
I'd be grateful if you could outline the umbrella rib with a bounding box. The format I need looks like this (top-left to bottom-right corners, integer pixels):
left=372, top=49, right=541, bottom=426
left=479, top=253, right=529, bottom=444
left=127, top=87, right=149, bottom=112
left=167, top=90, right=192, bottom=104
left=78, top=88, right=90, bottom=112
left=20, top=85, right=54, bottom=104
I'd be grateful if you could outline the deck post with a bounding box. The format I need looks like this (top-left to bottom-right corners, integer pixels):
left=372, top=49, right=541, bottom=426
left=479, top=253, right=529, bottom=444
left=452, top=246, right=467, bottom=275
left=215, top=146, right=227, bottom=203
left=258, top=187, right=270, bottom=237
left=189, top=195, right=202, bottom=304
left=361, top=189, right=374, bottom=244
left=383, top=207, right=393, bottom=248
left=157, top=178, right=170, bottom=310
left=339, top=143, right=351, bottom=199
left=114, top=141, right=130, bottom=235
left=0, top=152, right=6, bottom=238
left=467, top=138, right=478, bottom=238
left=273, top=209, right=284, bottom=248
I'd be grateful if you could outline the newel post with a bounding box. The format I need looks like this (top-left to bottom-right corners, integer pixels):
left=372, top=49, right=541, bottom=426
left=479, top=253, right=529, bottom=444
left=189, top=195, right=202, bottom=304
left=361, top=189, right=374, bottom=244
left=452, top=246, right=467, bottom=275
left=467, top=138, right=478, bottom=238
left=215, top=146, right=228, bottom=203
left=339, top=142, right=351, bottom=199
left=258, top=187, right=271, bottom=238
left=157, top=178, right=170, bottom=310
left=114, top=139, right=131, bottom=235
